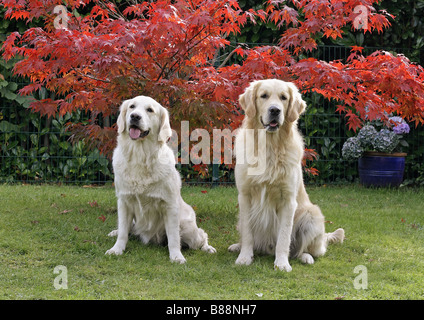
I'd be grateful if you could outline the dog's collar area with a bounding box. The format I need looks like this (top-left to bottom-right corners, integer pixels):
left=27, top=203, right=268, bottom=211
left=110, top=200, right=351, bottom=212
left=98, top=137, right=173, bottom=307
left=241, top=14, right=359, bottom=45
left=129, top=126, right=150, bottom=140
left=260, top=116, right=280, bottom=132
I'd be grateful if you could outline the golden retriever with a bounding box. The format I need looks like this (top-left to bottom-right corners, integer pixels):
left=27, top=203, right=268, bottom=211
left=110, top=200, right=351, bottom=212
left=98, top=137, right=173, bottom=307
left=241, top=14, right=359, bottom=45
left=229, top=79, right=344, bottom=271
left=106, top=96, right=216, bottom=263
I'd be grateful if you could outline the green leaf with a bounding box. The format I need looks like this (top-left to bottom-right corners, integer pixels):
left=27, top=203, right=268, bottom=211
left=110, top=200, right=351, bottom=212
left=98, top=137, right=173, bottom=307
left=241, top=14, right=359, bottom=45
left=0, top=120, right=20, bottom=132
left=0, top=80, right=8, bottom=88
left=0, top=88, right=17, bottom=100
left=59, top=141, right=70, bottom=150
left=30, top=134, right=39, bottom=146
left=7, top=82, right=18, bottom=91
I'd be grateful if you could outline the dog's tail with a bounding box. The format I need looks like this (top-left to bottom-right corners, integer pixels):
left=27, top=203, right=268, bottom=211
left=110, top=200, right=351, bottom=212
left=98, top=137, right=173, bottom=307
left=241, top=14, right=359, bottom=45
left=325, top=228, right=345, bottom=245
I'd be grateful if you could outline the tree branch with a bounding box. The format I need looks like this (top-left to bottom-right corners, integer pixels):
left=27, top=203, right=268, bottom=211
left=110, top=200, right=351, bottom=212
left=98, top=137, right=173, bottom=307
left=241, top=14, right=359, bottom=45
left=73, top=68, right=111, bottom=83
left=216, top=45, right=241, bottom=69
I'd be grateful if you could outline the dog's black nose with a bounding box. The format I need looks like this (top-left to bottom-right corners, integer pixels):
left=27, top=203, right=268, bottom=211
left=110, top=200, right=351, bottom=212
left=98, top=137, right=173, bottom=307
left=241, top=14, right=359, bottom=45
left=130, top=113, right=141, bottom=122
left=269, top=106, right=281, bottom=116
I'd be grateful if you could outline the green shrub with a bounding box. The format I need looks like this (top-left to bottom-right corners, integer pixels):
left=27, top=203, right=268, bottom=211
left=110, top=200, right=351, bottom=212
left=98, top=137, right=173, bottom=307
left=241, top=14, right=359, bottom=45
left=0, top=103, right=112, bottom=183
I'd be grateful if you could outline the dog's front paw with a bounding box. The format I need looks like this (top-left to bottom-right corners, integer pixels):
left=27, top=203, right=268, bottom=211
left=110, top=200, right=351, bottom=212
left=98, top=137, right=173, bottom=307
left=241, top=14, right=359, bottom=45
left=235, top=254, right=253, bottom=266
left=274, top=258, right=292, bottom=272
left=170, top=252, right=186, bottom=264
left=105, top=246, right=124, bottom=255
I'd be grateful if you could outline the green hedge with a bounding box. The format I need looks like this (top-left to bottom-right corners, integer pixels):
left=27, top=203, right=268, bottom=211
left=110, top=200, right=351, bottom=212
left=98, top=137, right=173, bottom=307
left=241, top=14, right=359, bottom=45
left=0, top=105, right=113, bottom=183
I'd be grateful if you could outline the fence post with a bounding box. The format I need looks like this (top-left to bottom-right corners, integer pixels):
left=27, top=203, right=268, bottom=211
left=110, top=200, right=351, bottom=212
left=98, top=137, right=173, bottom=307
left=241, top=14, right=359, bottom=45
left=212, top=164, right=219, bottom=188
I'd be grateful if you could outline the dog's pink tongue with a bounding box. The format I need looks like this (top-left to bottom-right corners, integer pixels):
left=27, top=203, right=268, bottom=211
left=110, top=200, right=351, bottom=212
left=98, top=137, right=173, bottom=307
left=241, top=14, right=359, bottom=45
left=129, top=127, right=141, bottom=139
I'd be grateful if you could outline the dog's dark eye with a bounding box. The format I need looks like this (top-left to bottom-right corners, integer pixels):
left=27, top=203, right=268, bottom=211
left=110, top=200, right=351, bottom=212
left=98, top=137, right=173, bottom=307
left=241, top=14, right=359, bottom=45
left=146, top=107, right=154, bottom=113
left=129, top=104, right=135, bottom=109
left=280, top=95, right=287, bottom=101
left=260, top=93, right=268, bottom=99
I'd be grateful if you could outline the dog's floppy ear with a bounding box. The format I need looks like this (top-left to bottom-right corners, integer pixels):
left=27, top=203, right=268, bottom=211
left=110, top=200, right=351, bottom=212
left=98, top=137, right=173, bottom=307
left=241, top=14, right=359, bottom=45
left=116, top=99, right=130, bottom=134
left=158, top=105, right=172, bottom=143
left=286, top=82, right=306, bottom=123
left=239, top=81, right=259, bottom=118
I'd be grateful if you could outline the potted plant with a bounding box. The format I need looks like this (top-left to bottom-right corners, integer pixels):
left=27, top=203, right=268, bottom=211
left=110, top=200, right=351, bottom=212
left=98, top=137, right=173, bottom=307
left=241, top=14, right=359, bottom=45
left=342, top=116, right=410, bottom=187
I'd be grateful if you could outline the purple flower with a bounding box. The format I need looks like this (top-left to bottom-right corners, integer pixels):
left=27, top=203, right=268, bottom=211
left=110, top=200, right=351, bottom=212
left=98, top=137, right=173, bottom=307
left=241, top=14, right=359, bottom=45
left=389, top=116, right=410, bottom=134
left=393, top=122, right=410, bottom=134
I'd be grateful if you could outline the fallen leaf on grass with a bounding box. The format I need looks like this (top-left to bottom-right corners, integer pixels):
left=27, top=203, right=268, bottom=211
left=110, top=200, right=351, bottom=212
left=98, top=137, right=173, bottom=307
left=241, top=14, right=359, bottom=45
left=88, top=201, right=98, bottom=207
left=198, top=216, right=210, bottom=223
left=59, top=209, right=73, bottom=214
left=334, top=296, right=345, bottom=300
left=98, top=215, right=106, bottom=222
left=201, top=190, right=207, bottom=194
left=218, top=226, right=229, bottom=234
left=74, top=226, right=80, bottom=232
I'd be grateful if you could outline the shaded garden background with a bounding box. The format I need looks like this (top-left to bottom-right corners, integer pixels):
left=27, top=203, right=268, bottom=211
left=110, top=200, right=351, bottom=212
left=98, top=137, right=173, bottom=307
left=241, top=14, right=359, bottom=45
left=1, top=0, right=424, bottom=186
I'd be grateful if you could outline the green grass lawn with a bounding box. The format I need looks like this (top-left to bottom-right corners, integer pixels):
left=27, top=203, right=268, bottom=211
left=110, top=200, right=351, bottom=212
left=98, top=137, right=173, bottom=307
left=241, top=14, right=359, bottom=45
left=0, top=184, right=423, bottom=300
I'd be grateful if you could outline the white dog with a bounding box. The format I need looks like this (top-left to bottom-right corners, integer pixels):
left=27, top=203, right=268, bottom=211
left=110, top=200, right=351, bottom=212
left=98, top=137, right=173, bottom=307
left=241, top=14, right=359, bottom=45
left=106, top=96, right=216, bottom=263
left=229, top=79, right=344, bottom=271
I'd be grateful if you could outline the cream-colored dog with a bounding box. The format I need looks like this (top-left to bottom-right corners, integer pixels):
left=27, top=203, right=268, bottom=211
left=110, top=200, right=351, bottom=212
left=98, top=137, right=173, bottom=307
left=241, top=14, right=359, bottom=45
left=106, top=96, right=216, bottom=263
left=229, top=79, right=344, bottom=271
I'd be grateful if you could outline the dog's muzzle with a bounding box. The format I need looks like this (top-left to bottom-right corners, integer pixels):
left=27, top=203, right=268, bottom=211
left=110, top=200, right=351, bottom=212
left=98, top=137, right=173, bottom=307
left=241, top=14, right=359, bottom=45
left=129, top=113, right=149, bottom=140
left=261, top=106, right=281, bottom=132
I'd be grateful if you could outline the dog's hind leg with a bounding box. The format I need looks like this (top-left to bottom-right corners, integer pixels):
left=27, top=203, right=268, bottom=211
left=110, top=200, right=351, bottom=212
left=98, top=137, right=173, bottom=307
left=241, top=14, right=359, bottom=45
left=228, top=243, right=241, bottom=252
left=180, top=219, right=216, bottom=253
left=108, top=229, right=118, bottom=237
left=291, top=204, right=326, bottom=264
left=107, top=220, right=135, bottom=237
left=326, top=228, right=345, bottom=244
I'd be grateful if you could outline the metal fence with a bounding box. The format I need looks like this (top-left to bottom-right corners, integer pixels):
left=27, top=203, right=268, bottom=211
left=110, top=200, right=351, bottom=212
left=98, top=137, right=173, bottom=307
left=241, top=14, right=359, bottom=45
left=1, top=45, right=423, bottom=185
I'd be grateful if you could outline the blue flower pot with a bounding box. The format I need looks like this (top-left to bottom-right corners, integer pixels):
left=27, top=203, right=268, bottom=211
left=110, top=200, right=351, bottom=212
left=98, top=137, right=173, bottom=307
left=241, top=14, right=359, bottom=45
left=358, top=152, right=406, bottom=187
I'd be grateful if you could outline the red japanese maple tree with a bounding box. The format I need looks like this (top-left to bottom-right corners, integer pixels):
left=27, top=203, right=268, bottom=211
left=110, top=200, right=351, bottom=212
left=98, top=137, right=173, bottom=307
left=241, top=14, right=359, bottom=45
left=2, top=0, right=424, bottom=170
left=2, top=0, right=257, bottom=155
